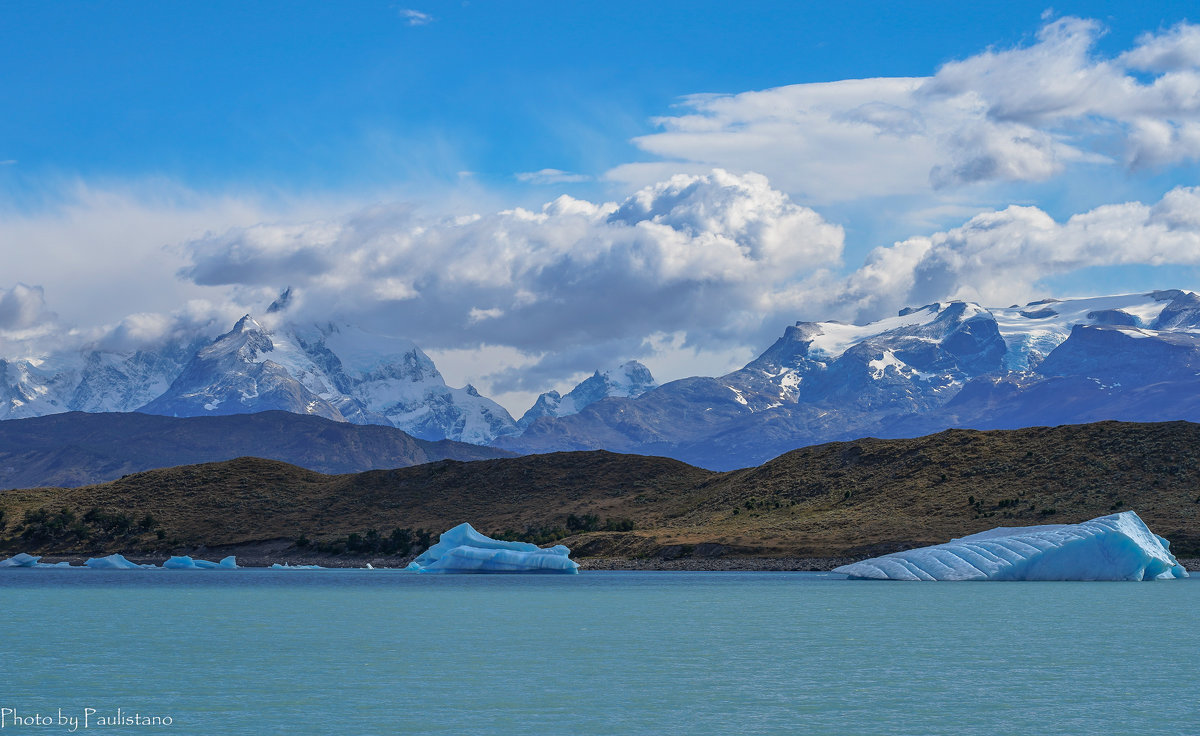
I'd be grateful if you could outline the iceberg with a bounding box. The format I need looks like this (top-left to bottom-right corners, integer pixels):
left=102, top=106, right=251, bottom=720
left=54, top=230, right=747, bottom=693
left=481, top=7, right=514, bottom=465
left=269, top=562, right=324, bottom=569
left=0, top=553, right=42, bottom=568
left=163, top=555, right=238, bottom=569
left=85, top=554, right=149, bottom=570
left=835, top=511, right=1189, bottom=581
left=407, top=523, right=580, bottom=574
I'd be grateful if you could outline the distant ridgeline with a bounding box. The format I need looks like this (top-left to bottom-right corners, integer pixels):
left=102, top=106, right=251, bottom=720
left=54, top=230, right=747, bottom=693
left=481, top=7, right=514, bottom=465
left=0, top=411, right=511, bottom=489
left=2, top=290, right=1200, bottom=469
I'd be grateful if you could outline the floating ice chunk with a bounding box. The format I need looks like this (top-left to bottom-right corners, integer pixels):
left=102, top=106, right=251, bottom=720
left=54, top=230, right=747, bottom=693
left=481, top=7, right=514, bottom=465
left=85, top=554, right=148, bottom=570
left=0, top=553, right=42, bottom=568
left=835, top=511, right=1189, bottom=581
left=408, top=523, right=579, bottom=574
left=163, top=555, right=238, bottom=569
left=37, top=561, right=75, bottom=568
left=270, top=563, right=324, bottom=569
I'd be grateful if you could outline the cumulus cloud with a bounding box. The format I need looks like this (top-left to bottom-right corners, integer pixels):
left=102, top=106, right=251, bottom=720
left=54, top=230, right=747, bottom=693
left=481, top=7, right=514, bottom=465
left=0, top=283, right=53, bottom=331
left=1121, top=23, right=1200, bottom=72
left=830, top=185, right=1200, bottom=319
left=613, top=17, right=1200, bottom=201
left=180, top=169, right=845, bottom=384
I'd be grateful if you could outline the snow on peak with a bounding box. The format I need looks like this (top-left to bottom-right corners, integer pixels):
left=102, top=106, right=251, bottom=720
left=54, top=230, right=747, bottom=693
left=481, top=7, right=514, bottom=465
left=990, top=290, right=1195, bottom=370
left=517, top=360, right=657, bottom=428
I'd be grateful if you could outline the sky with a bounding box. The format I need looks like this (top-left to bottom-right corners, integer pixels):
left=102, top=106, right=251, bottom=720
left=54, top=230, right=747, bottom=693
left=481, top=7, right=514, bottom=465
left=3, top=1, right=1200, bottom=415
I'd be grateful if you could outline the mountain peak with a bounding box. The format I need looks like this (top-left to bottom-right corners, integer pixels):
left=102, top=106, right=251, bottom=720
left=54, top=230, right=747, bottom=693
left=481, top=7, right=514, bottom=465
left=517, top=360, right=658, bottom=429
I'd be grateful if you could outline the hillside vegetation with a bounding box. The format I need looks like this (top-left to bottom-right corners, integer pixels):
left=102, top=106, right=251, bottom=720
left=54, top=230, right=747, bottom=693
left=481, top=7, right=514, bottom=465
left=1, top=421, right=1197, bottom=559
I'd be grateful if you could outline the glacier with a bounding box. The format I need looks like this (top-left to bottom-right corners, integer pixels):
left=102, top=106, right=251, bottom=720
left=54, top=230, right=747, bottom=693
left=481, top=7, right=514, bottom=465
left=407, top=523, right=580, bottom=574
left=834, top=511, right=1189, bottom=581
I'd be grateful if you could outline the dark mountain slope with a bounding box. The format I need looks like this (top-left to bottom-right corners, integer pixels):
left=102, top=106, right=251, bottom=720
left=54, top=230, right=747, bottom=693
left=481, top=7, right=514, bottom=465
left=0, top=411, right=511, bottom=488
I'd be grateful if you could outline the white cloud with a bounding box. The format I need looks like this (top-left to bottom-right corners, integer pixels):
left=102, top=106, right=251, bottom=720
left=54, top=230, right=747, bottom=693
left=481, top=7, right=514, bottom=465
left=1121, top=23, right=1200, bottom=72
left=0, top=182, right=280, bottom=329
left=613, top=18, right=1200, bottom=202
left=0, top=283, right=53, bottom=331
left=400, top=9, right=433, bottom=26
left=180, top=169, right=845, bottom=386
left=829, top=185, right=1200, bottom=319
left=514, top=168, right=592, bottom=184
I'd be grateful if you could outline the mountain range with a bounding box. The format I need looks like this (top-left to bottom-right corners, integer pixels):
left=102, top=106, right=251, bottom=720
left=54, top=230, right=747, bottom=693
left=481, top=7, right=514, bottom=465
left=0, top=315, right=656, bottom=445
left=498, top=289, right=1200, bottom=467
left=2, top=289, right=1200, bottom=470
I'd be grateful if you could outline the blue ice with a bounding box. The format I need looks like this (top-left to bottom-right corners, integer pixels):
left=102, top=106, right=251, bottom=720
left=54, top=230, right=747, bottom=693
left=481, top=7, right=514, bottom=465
left=163, top=555, right=238, bottom=569
left=834, top=511, right=1189, bottom=581
left=0, top=553, right=41, bottom=567
left=407, top=523, right=579, bottom=574
left=85, top=554, right=152, bottom=570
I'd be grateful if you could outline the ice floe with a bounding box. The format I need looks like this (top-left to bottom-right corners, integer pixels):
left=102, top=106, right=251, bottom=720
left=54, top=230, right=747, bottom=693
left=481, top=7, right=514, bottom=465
left=407, top=523, right=579, bottom=574
left=835, top=511, right=1189, bottom=581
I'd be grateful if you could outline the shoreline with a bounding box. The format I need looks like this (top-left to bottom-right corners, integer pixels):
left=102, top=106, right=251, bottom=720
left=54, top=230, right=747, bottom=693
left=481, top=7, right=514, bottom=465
left=27, top=552, right=1200, bottom=573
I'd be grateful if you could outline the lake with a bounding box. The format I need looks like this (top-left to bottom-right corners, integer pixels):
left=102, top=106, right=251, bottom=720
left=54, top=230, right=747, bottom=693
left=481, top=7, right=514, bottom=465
left=0, top=570, right=1196, bottom=735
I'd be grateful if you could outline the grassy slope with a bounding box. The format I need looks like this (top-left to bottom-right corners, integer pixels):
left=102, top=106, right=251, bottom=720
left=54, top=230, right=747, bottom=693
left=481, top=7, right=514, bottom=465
left=1, top=420, right=1198, bottom=558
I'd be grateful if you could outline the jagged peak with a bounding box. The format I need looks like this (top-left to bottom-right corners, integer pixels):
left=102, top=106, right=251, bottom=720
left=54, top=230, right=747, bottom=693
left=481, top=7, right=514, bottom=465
left=266, top=287, right=293, bottom=314
left=231, top=314, right=260, bottom=332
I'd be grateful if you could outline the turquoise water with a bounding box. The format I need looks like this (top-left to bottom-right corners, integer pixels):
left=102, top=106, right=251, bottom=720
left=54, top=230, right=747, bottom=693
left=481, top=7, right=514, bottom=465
left=0, top=570, right=1197, bottom=735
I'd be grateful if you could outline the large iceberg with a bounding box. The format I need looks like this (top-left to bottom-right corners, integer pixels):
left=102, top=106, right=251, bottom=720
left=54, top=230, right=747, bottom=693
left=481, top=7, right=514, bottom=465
left=85, top=554, right=150, bottom=570
left=835, top=511, right=1189, bottom=581
left=408, top=523, right=580, bottom=574
left=163, top=555, right=237, bottom=569
left=0, top=553, right=41, bottom=568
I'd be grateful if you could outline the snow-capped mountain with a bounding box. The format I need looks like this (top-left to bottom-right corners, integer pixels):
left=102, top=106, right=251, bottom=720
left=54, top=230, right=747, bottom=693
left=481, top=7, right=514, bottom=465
left=0, top=311, right=654, bottom=446
left=500, top=289, right=1200, bottom=468
left=140, top=317, right=519, bottom=444
left=7, top=289, right=1200, bottom=464
left=517, top=360, right=656, bottom=429
left=0, top=335, right=207, bottom=421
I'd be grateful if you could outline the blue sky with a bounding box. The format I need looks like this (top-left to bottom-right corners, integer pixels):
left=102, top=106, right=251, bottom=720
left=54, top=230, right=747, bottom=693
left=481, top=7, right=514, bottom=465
left=3, top=2, right=1200, bottom=411
left=2, top=2, right=1187, bottom=195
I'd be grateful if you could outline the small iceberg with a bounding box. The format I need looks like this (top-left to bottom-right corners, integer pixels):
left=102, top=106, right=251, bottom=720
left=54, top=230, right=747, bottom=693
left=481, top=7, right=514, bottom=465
left=0, top=553, right=42, bottom=568
left=835, top=511, right=1189, bottom=581
left=85, top=554, right=151, bottom=570
left=163, top=555, right=238, bottom=570
left=270, top=563, right=324, bottom=569
left=407, top=523, right=579, bottom=574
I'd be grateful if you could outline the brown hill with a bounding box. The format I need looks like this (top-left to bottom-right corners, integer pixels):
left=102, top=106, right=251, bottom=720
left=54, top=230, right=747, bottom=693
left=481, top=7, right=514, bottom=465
left=1, top=420, right=1198, bottom=560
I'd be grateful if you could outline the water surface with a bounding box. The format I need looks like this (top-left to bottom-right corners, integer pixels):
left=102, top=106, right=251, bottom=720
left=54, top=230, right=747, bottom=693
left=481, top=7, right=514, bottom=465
left=0, top=570, right=1195, bottom=735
